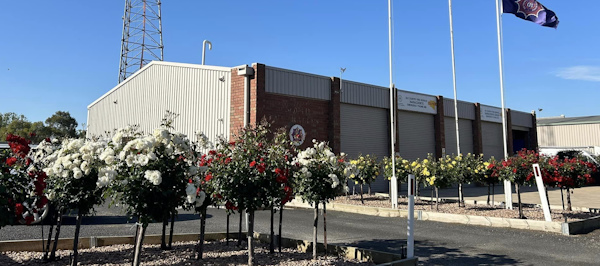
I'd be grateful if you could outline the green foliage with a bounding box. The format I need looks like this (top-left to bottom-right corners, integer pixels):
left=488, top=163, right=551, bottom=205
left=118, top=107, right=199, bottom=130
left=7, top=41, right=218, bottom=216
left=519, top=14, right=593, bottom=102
left=293, top=140, right=347, bottom=204
left=346, top=154, right=380, bottom=186
left=449, top=153, right=487, bottom=185
left=45, top=111, right=78, bottom=139
left=0, top=111, right=79, bottom=143
left=205, top=121, right=294, bottom=213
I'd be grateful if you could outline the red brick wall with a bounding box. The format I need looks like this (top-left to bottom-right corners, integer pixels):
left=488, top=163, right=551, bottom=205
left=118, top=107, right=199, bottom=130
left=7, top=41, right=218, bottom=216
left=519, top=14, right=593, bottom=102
left=230, top=67, right=247, bottom=139
left=329, top=77, right=341, bottom=154
left=473, top=103, right=483, bottom=155
left=434, top=95, right=445, bottom=158
left=230, top=63, right=337, bottom=150
left=260, top=93, right=330, bottom=150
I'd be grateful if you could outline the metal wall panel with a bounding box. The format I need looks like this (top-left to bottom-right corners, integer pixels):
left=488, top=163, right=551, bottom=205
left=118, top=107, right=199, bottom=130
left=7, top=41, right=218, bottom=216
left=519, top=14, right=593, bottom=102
left=444, top=117, right=474, bottom=155
left=265, top=66, right=330, bottom=100
left=398, top=111, right=436, bottom=160
left=87, top=62, right=231, bottom=150
left=511, top=110, right=533, bottom=128
left=482, top=122, right=504, bottom=159
left=340, top=104, right=390, bottom=193
left=538, top=124, right=600, bottom=147
left=443, top=99, right=475, bottom=120
left=340, top=81, right=389, bottom=108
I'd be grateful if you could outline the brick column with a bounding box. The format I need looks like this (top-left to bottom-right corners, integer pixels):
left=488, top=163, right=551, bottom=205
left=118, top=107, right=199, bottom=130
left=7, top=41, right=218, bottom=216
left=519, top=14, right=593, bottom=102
left=394, top=88, right=399, bottom=153
left=473, top=103, right=483, bottom=155
left=434, top=96, right=445, bottom=158
left=506, top=108, right=514, bottom=155
left=329, top=77, right=341, bottom=154
left=230, top=68, right=246, bottom=139
left=252, top=63, right=266, bottom=125
left=529, top=111, right=538, bottom=151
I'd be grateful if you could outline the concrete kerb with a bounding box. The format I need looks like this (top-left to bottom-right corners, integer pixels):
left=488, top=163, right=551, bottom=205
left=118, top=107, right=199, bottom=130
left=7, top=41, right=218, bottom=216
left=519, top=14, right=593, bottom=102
left=286, top=199, right=600, bottom=235
left=0, top=232, right=417, bottom=265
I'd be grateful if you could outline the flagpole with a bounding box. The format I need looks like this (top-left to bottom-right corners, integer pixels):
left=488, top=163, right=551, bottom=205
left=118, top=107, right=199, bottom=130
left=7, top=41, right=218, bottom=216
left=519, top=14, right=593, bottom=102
left=448, top=0, right=461, bottom=156
left=495, top=0, right=513, bottom=210
left=388, top=0, right=398, bottom=209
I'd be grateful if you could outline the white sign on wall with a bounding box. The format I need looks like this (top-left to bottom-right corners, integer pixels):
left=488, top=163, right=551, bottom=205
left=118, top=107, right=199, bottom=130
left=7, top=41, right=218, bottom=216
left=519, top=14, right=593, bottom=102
left=480, top=105, right=503, bottom=123
left=397, top=91, right=437, bottom=114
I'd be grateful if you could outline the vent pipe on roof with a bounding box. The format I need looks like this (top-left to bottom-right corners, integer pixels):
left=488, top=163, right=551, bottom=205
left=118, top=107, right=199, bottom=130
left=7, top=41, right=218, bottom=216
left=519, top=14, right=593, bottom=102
left=202, top=40, right=212, bottom=65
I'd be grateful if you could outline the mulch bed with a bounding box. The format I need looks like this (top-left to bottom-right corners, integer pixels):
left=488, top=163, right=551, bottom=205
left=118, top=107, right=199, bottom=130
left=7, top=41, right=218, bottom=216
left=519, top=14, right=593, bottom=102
left=0, top=240, right=373, bottom=266
left=332, top=194, right=597, bottom=222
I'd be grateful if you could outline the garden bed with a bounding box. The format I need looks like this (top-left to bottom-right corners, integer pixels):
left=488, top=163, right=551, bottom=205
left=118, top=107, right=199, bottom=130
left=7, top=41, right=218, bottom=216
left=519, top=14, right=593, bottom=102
left=332, top=194, right=597, bottom=222
left=0, top=239, right=373, bottom=266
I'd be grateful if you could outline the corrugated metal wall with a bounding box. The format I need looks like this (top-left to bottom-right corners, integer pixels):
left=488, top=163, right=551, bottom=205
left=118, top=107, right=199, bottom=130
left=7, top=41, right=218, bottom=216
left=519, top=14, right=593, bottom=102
left=398, top=111, right=436, bottom=160
left=264, top=66, right=330, bottom=100
left=340, top=103, right=390, bottom=192
left=87, top=62, right=231, bottom=147
left=443, top=99, right=475, bottom=120
left=511, top=110, right=533, bottom=128
left=444, top=118, right=474, bottom=155
left=538, top=124, right=600, bottom=147
left=481, top=122, right=504, bottom=159
left=340, top=81, right=389, bottom=108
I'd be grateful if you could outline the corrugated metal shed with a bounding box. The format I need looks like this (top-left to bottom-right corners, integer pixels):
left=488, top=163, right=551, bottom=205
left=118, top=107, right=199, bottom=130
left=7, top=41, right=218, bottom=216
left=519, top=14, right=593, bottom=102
left=264, top=66, right=330, bottom=100
left=538, top=115, right=600, bottom=126
left=87, top=61, right=231, bottom=146
left=538, top=123, right=600, bottom=147
left=340, top=81, right=389, bottom=109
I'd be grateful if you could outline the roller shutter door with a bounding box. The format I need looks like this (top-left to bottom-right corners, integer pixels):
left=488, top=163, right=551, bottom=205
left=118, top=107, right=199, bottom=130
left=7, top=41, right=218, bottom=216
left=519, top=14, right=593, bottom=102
left=444, top=117, right=474, bottom=155
left=398, top=111, right=436, bottom=160
left=340, top=104, right=389, bottom=192
left=482, top=122, right=504, bottom=159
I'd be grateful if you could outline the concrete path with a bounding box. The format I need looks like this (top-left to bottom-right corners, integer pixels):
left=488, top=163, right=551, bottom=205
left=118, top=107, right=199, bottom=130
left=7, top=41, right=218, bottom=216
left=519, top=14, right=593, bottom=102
left=432, top=184, right=600, bottom=210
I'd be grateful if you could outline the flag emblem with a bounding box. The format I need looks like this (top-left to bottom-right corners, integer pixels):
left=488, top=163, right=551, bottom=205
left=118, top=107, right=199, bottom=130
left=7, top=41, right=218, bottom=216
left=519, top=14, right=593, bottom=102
left=503, top=0, right=559, bottom=28
left=516, top=0, right=544, bottom=18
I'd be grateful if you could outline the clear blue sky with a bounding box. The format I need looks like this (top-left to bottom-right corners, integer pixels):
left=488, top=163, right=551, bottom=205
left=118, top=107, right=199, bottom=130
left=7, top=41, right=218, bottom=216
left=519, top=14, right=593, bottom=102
left=1, top=1, right=597, bottom=128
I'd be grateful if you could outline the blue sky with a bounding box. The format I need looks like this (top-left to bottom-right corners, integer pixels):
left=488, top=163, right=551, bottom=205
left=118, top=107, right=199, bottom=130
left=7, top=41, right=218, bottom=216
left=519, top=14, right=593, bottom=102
left=0, top=0, right=597, bottom=128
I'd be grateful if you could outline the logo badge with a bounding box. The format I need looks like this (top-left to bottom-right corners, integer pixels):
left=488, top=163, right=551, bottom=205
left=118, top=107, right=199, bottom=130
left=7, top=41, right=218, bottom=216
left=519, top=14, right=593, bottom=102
left=289, top=124, right=306, bottom=146
left=516, top=0, right=545, bottom=18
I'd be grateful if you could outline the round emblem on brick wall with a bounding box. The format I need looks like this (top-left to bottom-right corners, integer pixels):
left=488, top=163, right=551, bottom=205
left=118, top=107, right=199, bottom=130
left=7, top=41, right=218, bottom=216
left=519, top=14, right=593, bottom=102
left=289, top=124, right=306, bottom=146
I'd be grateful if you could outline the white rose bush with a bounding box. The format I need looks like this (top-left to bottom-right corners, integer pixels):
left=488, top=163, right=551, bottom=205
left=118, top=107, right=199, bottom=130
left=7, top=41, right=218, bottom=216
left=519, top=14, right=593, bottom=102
left=293, top=139, right=347, bottom=259
left=106, top=126, right=193, bottom=265
left=44, top=138, right=106, bottom=265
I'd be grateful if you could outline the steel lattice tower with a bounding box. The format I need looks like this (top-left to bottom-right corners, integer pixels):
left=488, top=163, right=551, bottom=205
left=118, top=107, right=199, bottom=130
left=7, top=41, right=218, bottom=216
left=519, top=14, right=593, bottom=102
left=118, top=0, right=164, bottom=83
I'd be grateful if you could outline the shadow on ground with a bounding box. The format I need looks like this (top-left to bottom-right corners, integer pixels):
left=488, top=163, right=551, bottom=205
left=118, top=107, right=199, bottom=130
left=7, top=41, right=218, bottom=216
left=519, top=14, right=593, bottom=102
left=54, top=213, right=209, bottom=226
left=345, top=239, right=523, bottom=266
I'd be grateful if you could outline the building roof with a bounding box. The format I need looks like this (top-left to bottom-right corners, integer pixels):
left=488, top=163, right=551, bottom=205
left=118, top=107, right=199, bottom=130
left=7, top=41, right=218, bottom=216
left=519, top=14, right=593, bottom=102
left=88, top=61, right=233, bottom=109
left=538, top=115, right=600, bottom=126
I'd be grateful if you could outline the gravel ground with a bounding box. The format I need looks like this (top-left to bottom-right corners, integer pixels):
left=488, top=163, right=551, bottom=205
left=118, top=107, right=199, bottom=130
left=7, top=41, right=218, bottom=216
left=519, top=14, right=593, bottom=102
left=332, top=194, right=597, bottom=222
left=0, top=240, right=373, bottom=266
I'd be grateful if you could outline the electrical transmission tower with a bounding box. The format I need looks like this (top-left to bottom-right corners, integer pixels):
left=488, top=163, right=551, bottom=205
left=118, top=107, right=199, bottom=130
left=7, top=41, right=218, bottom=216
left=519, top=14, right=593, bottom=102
left=118, top=0, right=164, bottom=83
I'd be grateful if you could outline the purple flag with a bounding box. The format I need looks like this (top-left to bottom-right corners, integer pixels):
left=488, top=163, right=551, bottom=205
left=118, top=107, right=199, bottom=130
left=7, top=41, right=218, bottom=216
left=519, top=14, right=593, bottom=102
left=503, top=0, right=559, bottom=28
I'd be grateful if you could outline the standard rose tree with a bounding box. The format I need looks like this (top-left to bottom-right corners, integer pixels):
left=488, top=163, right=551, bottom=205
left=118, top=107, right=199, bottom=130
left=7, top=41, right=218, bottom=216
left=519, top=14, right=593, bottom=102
left=206, top=122, right=294, bottom=265
left=106, top=126, right=193, bottom=266
left=0, top=134, right=51, bottom=228
left=294, top=140, right=347, bottom=259
left=44, top=138, right=106, bottom=266
left=346, top=154, right=380, bottom=204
